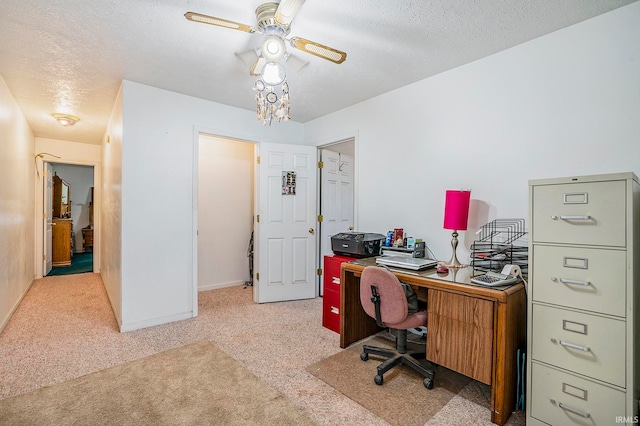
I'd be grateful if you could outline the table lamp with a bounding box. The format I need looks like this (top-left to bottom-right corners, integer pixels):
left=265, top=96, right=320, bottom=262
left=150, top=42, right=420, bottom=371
left=443, top=189, right=471, bottom=268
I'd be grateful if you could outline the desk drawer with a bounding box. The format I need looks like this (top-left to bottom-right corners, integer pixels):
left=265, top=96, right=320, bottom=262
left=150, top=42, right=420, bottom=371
left=427, top=290, right=493, bottom=384
left=530, top=361, right=625, bottom=426
left=532, top=245, right=626, bottom=317
left=531, top=180, right=626, bottom=247
left=531, top=304, right=625, bottom=387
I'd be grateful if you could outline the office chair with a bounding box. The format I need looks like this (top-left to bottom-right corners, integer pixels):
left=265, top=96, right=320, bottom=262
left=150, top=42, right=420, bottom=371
left=359, top=266, right=435, bottom=389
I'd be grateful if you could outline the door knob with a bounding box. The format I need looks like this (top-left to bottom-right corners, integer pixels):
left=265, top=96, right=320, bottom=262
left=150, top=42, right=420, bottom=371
left=308, top=228, right=315, bottom=234
left=348, top=226, right=354, bottom=230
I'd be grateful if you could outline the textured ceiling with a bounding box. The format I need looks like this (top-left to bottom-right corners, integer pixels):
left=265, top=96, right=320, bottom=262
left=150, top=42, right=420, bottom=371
left=0, top=0, right=636, bottom=144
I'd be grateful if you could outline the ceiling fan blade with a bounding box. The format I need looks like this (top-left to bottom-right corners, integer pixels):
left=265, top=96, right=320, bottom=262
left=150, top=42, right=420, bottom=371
left=235, top=49, right=259, bottom=68
left=184, top=12, right=255, bottom=33
left=251, top=57, right=267, bottom=76
left=286, top=54, right=309, bottom=74
left=275, top=0, right=306, bottom=27
left=289, top=37, right=347, bottom=64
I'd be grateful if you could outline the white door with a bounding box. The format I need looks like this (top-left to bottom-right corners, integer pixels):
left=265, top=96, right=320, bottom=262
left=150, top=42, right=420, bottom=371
left=44, top=162, right=53, bottom=275
left=320, top=150, right=354, bottom=259
left=318, top=149, right=354, bottom=294
left=255, top=143, right=317, bottom=303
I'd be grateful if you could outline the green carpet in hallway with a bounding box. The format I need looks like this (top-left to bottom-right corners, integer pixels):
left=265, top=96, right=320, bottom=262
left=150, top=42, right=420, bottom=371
left=47, top=252, right=93, bottom=276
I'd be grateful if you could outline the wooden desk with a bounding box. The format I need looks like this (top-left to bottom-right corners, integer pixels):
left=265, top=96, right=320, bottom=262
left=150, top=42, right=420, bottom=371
left=340, top=258, right=526, bottom=426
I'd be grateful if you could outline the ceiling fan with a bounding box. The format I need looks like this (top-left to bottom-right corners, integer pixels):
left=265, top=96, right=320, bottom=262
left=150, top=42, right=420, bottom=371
left=184, top=0, right=347, bottom=78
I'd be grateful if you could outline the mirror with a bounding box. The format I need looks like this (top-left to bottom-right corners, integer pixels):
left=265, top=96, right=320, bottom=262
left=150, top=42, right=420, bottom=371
left=61, top=182, right=69, bottom=205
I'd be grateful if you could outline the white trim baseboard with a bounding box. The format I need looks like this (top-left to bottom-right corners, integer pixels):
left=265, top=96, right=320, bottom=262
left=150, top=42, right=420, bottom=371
left=198, top=280, right=245, bottom=292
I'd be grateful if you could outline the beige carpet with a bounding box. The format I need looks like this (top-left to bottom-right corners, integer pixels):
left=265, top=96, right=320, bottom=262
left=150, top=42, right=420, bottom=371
left=0, top=340, right=313, bottom=426
left=307, top=335, right=472, bottom=426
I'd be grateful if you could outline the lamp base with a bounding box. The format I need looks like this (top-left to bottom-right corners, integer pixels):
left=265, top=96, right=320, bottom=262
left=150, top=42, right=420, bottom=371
left=444, top=230, right=469, bottom=269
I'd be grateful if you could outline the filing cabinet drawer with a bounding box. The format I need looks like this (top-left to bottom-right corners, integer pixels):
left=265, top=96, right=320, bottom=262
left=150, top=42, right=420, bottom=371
left=532, top=245, right=627, bottom=317
left=531, top=304, right=625, bottom=387
left=322, top=287, right=340, bottom=333
left=532, top=180, right=626, bottom=246
left=323, top=255, right=355, bottom=293
left=530, top=361, right=625, bottom=426
left=324, top=273, right=341, bottom=293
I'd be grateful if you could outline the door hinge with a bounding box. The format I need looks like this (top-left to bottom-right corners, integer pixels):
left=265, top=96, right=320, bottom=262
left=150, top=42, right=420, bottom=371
left=317, top=268, right=323, bottom=276
left=256, top=273, right=259, bottom=281
left=257, top=156, right=261, bottom=164
left=256, top=215, right=260, bottom=223
left=317, top=214, right=323, bottom=222
left=318, top=161, right=323, bottom=169
left=43, top=212, right=46, bottom=219
left=43, top=254, right=46, bottom=260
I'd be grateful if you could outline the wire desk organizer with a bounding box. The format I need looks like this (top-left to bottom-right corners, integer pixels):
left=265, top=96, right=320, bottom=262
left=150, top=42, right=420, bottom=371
left=470, top=218, right=528, bottom=276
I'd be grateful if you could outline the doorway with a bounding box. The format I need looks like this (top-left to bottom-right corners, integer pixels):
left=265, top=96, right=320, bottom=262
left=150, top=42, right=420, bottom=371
left=44, top=163, right=95, bottom=276
left=197, top=134, right=255, bottom=292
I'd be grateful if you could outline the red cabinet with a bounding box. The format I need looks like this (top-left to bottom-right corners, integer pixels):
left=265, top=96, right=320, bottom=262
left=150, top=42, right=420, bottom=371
left=322, top=255, right=355, bottom=333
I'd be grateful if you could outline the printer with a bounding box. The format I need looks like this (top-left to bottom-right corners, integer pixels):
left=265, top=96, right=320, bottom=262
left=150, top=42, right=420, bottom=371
left=331, top=232, right=386, bottom=258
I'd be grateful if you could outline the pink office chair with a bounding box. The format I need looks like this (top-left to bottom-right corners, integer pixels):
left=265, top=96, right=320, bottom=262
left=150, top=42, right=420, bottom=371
left=359, top=266, right=435, bottom=389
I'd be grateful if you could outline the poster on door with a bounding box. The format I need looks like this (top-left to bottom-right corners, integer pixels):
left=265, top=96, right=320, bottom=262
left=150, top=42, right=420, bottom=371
left=282, top=171, right=296, bottom=195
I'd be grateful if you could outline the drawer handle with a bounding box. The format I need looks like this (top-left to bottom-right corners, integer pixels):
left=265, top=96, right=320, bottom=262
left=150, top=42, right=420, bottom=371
left=332, top=277, right=340, bottom=284
left=552, top=277, right=591, bottom=287
left=330, top=306, right=339, bottom=314
left=557, top=339, right=591, bottom=352
left=558, top=401, right=591, bottom=418
left=559, top=215, right=591, bottom=221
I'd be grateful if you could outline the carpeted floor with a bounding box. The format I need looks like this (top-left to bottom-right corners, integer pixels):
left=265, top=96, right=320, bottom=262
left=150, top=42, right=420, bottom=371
left=0, top=341, right=313, bottom=426
left=307, top=335, right=472, bottom=426
left=0, top=273, right=526, bottom=425
left=46, top=252, right=93, bottom=275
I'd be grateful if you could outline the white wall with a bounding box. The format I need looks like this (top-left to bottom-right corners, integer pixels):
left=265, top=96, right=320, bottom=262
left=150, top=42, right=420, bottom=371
left=198, top=135, right=254, bottom=290
left=101, top=84, right=124, bottom=326
left=118, top=80, right=303, bottom=331
left=305, top=3, right=640, bottom=263
left=34, top=138, right=101, bottom=278
left=50, top=163, right=94, bottom=252
left=0, top=76, right=35, bottom=332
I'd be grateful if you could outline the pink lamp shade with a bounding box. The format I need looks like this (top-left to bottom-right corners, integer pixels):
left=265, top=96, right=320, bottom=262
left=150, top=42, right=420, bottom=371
left=443, top=190, right=471, bottom=231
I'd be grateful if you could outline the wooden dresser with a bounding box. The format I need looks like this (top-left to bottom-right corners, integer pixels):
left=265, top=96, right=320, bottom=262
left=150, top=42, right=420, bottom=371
left=527, top=172, right=639, bottom=425
left=52, top=218, right=73, bottom=266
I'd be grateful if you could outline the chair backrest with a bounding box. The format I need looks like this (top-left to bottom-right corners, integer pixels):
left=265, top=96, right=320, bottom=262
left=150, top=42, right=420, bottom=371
left=359, top=266, right=408, bottom=326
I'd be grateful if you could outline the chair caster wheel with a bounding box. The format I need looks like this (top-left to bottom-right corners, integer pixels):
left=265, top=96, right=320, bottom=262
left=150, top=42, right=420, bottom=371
left=423, top=378, right=434, bottom=389
left=374, top=375, right=384, bottom=385
left=360, top=352, right=368, bottom=361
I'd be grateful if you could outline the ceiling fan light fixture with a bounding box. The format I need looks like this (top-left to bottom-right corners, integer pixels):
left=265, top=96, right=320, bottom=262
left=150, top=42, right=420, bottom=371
left=52, top=113, right=80, bottom=127
left=261, top=35, right=286, bottom=62
left=261, top=61, right=286, bottom=86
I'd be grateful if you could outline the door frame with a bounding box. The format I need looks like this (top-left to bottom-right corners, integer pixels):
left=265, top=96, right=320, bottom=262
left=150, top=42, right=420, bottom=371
left=191, top=126, right=259, bottom=314
left=35, top=158, right=100, bottom=279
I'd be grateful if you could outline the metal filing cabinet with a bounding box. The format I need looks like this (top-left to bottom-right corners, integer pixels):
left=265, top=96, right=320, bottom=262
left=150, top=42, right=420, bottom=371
left=527, top=172, right=639, bottom=425
left=322, top=255, right=355, bottom=333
